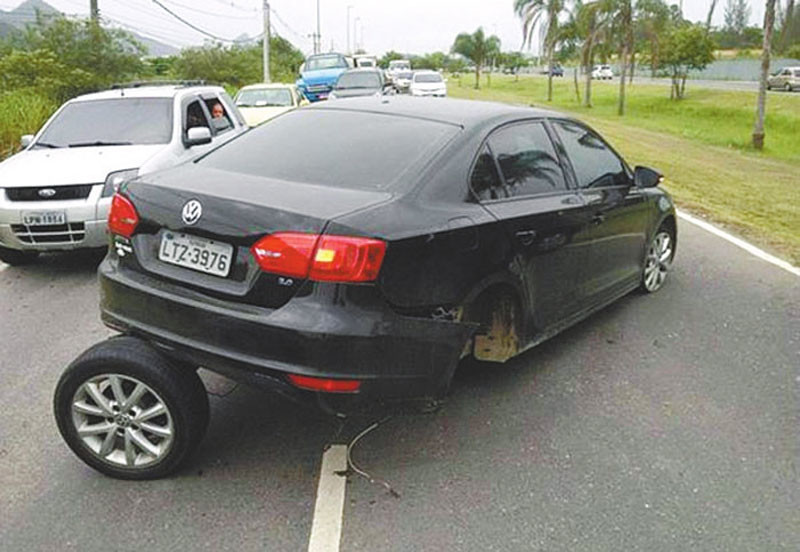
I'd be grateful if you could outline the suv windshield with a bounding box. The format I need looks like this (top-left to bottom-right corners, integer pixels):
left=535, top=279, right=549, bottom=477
left=236, top=88, right=293, bottom=107
left=336, top=72, right=381, bottom=89
left=414, top=73, right=443, bottom=83
left=36, top=98, right=173, bottom=148
left=200, top=110, right=458, bottom=190
left=305, top=55, right=348, bottom=71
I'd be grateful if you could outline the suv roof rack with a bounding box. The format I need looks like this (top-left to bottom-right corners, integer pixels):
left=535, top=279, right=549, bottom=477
left=110, top=80, right=212, bottom=90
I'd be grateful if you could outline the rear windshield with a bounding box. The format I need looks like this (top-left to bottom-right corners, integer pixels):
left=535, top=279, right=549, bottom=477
left=415, top=73, right=443, bottom=83
left=236, top=88, right=293, bottom=107
left=305, top=55, right=348, bottom=71
left=37, top=98, right=173, bottom=147
left=336, top=72, right=381, bottom=89
left=200, top=109, right=458, bottom=190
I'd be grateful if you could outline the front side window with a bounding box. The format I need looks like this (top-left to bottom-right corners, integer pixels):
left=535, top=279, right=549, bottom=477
left=185, top=100, right=210, bottom=132
left=36, top=98, right=173, bottom=148
left=553, top=120, right=629, bottom=189
left=204, top=97, right=232, bottom=134
left=487, top=122, right=567, bottom=197
left=470, top=145, right=504, bottom=201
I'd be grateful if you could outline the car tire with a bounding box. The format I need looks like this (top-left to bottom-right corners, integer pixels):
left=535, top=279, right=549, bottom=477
left=54, top=336, right=210, bottom=480
left=787, top=83, right=793, bottom=92
left=0, top=245, right=39, bottom=266
left=767, top=83, right=772, bottom=90
left=640, top=225, right=675, bottom=293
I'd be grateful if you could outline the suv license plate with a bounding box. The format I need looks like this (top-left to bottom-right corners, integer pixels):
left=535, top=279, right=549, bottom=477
left=158, top=232, right=234, bottom=278
left=23, top=211, right=66, bottom=226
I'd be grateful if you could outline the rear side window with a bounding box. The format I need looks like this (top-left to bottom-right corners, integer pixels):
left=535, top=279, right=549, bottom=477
left=200, top=109, right=458, bottom=190
left=470, top=145, right=504, bottom=201
left=553, top=120, right=629, bottom=188
left=487, top=122, right=567, bottom=197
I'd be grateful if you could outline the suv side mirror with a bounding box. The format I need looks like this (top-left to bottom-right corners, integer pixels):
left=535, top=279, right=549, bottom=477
left=634, top=166, right=663, bottom=188
left=185, top=127, right=212, bottom=147
left=21, top=135, right=34, bottom=148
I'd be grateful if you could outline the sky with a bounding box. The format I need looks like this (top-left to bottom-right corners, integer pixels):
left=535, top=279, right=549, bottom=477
left=2, top=0, right=768, bottom=55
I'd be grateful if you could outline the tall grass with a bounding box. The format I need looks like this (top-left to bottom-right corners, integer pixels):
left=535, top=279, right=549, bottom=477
left=0, top=90, right=57, bottom=160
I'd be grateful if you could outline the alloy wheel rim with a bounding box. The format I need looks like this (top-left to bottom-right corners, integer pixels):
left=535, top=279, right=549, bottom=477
left=643, top=231, right=672, bottom=292
left=71, top=374, right=174, bottom=468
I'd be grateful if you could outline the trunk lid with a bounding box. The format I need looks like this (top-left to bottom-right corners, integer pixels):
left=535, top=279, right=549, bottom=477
left=121, top=164, right=392, bottom=309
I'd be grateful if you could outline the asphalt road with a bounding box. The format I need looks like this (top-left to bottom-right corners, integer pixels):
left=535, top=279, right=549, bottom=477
left=1, top=219, right=798, bottom=551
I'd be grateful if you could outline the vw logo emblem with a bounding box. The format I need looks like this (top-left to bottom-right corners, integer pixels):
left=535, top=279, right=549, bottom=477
left=38, top=188, right=57, bottom=198
left=181, top=199, right=202, bottom=225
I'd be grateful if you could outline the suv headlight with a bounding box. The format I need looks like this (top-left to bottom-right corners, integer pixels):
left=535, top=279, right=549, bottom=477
left=102, top=168, right=139, bottom=197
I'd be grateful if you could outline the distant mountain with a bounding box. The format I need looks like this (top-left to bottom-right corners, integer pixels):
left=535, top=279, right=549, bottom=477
left=0, top=0, right=178, bottom=56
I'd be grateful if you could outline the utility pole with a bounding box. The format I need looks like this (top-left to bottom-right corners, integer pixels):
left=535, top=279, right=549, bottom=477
left=263, top=0, right=271, bottom=83
left=354, top=17, right=360, bottom=52
left=346, top=5, right=353, bottom=54
left=316, top=0, right=321, bottom=54
left=90, top=0, right=99, bottom=22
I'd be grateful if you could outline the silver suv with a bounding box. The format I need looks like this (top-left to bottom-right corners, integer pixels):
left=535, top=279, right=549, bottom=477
left=0, top=83, right=247, bottom=265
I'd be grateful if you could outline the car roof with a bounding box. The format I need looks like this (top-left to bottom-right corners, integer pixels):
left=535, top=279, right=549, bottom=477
left=70, top=85, right=225, bottom=102
left=307, top=96, right=564, bottom=129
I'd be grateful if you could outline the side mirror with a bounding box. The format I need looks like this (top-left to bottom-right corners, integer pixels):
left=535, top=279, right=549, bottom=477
left=634, top=166, right=663, bottom=188
left=185, top=126, right=212, bottom=147
left=21, top=135, right=34, bottom=148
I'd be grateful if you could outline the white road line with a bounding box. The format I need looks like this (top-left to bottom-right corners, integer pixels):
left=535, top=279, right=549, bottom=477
left=677, top=210, right=800, bottom=277
left=308, top=445, right=348, bottom=552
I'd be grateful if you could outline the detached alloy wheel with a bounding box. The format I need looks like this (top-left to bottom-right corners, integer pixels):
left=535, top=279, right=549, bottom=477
left=641, top=227, right=674, bottom=293
left=54, top=336, right=209, bottom=479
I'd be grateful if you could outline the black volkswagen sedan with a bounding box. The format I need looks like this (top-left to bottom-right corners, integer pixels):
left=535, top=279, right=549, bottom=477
left=54, top=97, right=676, bottom=479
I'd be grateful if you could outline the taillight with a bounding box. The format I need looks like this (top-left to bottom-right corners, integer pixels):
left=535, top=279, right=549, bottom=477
left=287, top=374, right=362, bottom=393
left=108, top=194, right=139, bottom=238
left=251, top=232, right=319, bottom=278
left=250, top=232, right=386, bottom=283
left=309, top=235, right=386, bottom=282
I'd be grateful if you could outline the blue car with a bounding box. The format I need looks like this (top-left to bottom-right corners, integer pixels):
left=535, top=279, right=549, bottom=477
left=296, top=53, right=351, bottom=102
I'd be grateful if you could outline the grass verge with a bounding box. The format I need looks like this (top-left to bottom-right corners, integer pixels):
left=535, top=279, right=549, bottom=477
left=449, top=75, right=800, bottom=266
left=0, top=89, right=57, bottom=160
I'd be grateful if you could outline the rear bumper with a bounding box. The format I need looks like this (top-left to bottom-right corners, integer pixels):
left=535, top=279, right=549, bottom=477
left=99, top=257, right=474, bottom=407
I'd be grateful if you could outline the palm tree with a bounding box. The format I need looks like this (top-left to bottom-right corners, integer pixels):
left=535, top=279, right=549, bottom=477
left=452, top=28, right=501, bottom=89
left=573, top=0, right=612, bottom=107
left=610, top=0, right=634, bottom=115
left=753, top=0, right=777, bottom=150
left=515, top=0, right=565, bottom=101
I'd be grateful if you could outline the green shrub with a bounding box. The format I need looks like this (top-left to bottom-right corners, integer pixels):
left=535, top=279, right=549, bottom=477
left=0, top=89, right=57, bottom=160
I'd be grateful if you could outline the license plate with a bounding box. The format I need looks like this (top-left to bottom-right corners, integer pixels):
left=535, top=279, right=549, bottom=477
left=158, top=232, right=234, bottom=278
left=318, top=93, right=328, bottom=99
left=23, top=211, right=66, bottom=225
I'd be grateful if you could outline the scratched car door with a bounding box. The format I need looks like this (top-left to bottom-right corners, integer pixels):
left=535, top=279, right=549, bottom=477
left=475, top=121, right=590, bottom=333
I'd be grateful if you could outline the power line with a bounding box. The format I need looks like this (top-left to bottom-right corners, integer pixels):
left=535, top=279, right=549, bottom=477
left=149, top=0, right=252, bottom=43
left=207, top=0, right=257, bottom=14
left=158, top=0, right=255, bottom=21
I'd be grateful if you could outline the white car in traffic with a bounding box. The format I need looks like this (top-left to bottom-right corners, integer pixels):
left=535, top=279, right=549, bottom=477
left=0, top=83, right=247, bottom=265
left=591, top=65, right=614, bottom=80
left=409, top=71, right=447, bottom=97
